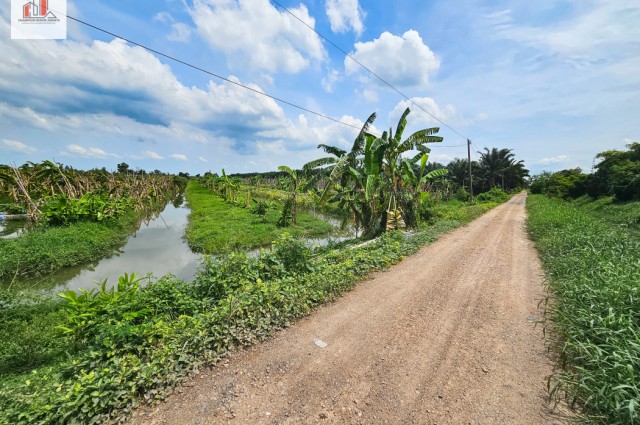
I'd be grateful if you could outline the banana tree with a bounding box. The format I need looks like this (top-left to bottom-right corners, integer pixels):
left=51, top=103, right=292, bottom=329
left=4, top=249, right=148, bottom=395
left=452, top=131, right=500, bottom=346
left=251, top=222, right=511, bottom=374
left=277, top=165, right=302, bottom=226
left=370, top=107, right=444, bottom=229
left=400, top=152, right=448, bottom=227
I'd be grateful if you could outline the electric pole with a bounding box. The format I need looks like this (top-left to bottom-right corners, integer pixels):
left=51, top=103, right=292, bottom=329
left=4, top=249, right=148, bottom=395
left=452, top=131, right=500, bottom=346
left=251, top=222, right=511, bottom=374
left=467, top=139, right=474, bottom=201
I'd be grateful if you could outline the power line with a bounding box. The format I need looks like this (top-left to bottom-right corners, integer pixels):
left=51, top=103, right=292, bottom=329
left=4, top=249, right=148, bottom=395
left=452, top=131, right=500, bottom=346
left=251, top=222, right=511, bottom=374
left=63, top=14, right=467, bottom=148
left=65, top=15, right=367, bottom=133
left=271, top=0, right=470, bottom=140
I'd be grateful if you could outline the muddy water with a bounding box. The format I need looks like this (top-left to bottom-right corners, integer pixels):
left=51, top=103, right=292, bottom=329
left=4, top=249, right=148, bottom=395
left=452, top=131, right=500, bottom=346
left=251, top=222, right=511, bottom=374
left=16, top=201, right=201, bottom=294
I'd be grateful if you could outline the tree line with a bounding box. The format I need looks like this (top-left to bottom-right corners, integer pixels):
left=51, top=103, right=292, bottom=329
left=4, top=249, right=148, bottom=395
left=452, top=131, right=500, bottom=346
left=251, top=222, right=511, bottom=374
left=530, top=143, right=640, bottom=202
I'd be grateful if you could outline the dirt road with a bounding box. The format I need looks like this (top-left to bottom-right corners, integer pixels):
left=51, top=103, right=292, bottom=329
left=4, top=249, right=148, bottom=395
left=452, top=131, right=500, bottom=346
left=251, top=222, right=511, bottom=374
left=131, top=193, right=571, bottom=424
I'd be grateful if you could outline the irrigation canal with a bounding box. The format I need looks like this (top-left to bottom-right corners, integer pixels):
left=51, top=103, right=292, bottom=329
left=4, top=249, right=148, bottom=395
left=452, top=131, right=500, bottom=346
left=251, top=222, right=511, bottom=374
left=2, top=203, right=353, bottom=294
left=8, top=201, right=202, bottom=294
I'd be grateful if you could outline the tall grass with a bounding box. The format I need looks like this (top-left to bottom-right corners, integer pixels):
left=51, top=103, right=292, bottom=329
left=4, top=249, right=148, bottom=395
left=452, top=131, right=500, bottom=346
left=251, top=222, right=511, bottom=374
left=527, top=195, right=640, bottom=424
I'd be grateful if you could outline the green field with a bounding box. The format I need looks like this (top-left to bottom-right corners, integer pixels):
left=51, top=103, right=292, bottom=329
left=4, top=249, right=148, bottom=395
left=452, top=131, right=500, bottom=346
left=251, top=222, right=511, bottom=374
left=527, top=194, right=640, bottom=424
left=184, top=180, right=333, bottom=253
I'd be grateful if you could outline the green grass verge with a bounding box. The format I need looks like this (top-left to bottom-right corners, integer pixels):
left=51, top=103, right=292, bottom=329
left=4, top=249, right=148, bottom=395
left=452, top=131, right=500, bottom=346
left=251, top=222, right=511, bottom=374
left=184, top=181, right=333, bottom=253
left=526, top=194, right=640, bottom=424
left=0, top=198, right=503, bottom=424
left=0, top=212, right=139, bottom=283
left=572, top=195, right=640, bottom=238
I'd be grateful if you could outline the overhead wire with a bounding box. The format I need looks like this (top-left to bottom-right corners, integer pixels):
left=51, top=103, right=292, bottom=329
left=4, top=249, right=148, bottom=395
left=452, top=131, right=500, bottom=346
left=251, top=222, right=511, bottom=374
left=65, top=15, right=369, bottom=134
left=62, top=13, right=471, bottom=150
left=270, top=0, right=470, bottom=141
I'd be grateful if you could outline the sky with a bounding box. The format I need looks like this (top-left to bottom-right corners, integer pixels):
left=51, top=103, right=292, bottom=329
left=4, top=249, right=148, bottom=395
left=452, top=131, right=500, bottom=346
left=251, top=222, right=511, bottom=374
left=1, top=0, right=638, bottom=175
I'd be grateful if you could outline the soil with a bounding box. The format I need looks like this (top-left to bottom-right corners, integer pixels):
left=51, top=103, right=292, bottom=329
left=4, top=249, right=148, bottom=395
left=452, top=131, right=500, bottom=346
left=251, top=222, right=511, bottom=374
left=129, top=193, right=573, bottom=424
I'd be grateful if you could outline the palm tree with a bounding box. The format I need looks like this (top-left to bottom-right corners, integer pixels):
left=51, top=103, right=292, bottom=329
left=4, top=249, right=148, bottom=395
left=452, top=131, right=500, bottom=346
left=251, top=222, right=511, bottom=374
left=446, top=158, right=470, bottom=188
left=478, top=148, right=515, bottom=189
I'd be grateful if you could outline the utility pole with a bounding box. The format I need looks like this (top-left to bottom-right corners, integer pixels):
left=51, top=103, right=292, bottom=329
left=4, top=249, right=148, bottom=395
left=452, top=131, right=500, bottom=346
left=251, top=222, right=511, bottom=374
left=467, top=139, right=474, bottom=201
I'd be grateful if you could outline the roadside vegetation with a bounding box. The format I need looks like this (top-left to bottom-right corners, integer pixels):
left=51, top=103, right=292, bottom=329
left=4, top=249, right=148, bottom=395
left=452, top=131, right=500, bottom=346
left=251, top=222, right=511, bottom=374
left=527, top=142, right=640, bottom=424
left=0, top=197, right=505, bottom=424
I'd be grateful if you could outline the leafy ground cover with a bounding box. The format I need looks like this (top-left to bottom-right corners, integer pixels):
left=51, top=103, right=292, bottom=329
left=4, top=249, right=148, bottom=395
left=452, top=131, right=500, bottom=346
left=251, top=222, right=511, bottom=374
left=184, top=181, right=333, bottom=253
left=526, top=194, right=640, bottom=424
left=0, top=196, right=503, bottom=424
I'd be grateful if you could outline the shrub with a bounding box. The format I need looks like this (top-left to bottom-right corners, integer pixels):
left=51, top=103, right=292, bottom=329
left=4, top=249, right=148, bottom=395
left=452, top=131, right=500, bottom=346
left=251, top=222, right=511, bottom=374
left=475, top=187, right=509, bottom=203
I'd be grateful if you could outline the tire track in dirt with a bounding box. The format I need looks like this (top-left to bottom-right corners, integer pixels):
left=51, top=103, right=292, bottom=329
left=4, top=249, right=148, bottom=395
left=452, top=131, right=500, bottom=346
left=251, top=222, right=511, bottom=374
left=130, top=193, right=573, bottom=425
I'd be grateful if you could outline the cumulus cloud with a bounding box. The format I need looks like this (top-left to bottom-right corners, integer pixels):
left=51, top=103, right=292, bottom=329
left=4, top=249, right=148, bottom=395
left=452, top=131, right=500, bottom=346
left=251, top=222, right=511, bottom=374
left=64, top=144, right=112, bottom=159
left=2, top=139, right=36, bottom=154
left=389, top=97, right=457, bottom=128
left=0, top=19, right=288, bottom=145
left=345, top=30, right=440, bottom=87
left=144, top=150, right=164, bottom=160
left=538, top=155, right=568, bottom=165
left=189, top=0, right=326, bottom=73
left=258, top=114, right=380, bottom=152
left=170, top=153, right=188, bottom=161
left=326, top=0, right=365, bottom=36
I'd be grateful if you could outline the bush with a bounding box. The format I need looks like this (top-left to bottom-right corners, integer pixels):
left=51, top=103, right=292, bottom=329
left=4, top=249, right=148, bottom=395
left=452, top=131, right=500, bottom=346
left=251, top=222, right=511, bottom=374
left=475, top=187, right=509, bottom=203
left=454, top=187, right=470, bottom=202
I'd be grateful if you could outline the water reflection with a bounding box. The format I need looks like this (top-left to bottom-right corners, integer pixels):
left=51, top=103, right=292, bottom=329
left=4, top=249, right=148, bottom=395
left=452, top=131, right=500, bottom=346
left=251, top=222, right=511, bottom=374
left=16, top=201, right=201, bottom=293
left=0, top=219, right=27, bottom=239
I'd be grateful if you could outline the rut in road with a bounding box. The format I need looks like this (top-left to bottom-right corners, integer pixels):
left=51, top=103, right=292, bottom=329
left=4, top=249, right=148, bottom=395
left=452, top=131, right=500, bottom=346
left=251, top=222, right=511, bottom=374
left=131, top=193, right=572, bottom=424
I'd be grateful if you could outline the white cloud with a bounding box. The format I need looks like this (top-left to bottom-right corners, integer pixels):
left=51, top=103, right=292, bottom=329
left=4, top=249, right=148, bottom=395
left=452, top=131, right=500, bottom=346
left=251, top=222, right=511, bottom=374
left=538, top=155, right=568, bottom=165
left=144, top=150, right=164, bottom=160
left=2, top=139, right=36, bottom=154
left=198, top=156, right=209, bottom=163
left=64, top=144, right=112, bottom=159
left=345, top=30, right=439, bottom=87
left=326, top=0, right=365, bottom=36
left=258, top=113, right=380, bottom=152
left=170, top=153, right=188, bottom=161
left=189, top=0, right=326, bottom=73
left=0, top=20, right=289, bottom=145
left=321, top=68, right=340, bottom=92
left=389, top=97, right=458, bottom=128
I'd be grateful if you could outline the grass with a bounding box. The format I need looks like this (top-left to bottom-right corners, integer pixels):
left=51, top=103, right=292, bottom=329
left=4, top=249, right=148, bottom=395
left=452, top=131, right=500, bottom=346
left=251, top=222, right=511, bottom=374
left=184, top=181, right=333, bottom=253
left=0, top=212, right=140, bottom=284
left=572, top=195, right=640, bottom=238
left=0, top=194, right=506, bottom=424
left=526, top=194, right=640, bottom=424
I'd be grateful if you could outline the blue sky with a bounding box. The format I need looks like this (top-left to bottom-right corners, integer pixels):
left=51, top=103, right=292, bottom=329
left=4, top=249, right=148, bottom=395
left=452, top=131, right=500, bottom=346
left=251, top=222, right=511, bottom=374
left=1, top=0, right=638, bottom=175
